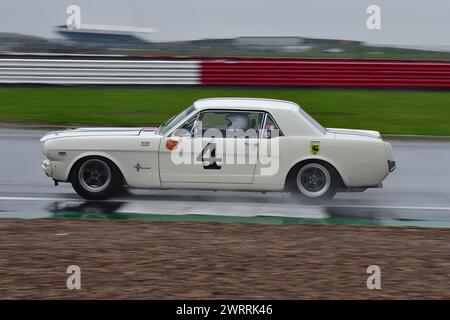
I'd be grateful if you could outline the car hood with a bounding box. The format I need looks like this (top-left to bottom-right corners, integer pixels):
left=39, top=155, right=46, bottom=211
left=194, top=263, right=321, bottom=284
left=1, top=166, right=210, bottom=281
left=327, top=128, right=381, bottom=140
left=40, top=127, right=159, bottom=142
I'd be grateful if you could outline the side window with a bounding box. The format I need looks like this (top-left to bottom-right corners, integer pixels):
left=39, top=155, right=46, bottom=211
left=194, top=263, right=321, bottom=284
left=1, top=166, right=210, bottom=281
left=262, top=114, right=283, bottom=139
left=172, top=115, right=198, bottom=137
left=200, top=112, right=229, bottom=130
left=247, top=112, right=264, bottom=132
left=182, top=116, right=196, bottom=132
left=195, top=111, right=263, bottom=138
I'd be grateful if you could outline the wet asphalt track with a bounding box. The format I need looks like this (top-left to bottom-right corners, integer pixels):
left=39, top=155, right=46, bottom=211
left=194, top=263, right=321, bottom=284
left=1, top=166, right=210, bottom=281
left=1, top=128, right=450, bottom=222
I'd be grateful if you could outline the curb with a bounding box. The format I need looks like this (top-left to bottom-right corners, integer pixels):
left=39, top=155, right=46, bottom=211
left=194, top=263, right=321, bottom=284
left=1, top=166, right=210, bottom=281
left=2, top=211, right=450, bottom=229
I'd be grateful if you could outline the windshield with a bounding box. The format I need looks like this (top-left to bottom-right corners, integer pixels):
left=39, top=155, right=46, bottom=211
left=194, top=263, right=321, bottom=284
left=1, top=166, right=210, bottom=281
left=298, top=107, right=327, bottom=134
left=159, top=105, right=196, bottom=135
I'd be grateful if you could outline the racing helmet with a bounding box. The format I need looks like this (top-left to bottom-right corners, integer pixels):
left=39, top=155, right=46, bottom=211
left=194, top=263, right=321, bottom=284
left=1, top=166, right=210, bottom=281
left=225, top=113, right=249, bottom=130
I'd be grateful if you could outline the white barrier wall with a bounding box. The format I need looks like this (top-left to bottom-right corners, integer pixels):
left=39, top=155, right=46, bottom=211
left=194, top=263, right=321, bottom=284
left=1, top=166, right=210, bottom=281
left=0, top=59, right=201, bottom=85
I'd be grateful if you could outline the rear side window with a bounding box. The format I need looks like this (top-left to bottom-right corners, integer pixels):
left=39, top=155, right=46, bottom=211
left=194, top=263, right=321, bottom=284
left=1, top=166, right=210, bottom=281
left=262, top=114, right=283, bottom=139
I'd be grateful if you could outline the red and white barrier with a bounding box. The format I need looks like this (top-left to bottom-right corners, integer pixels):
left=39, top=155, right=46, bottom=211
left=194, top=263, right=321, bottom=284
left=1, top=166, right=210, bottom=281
left=1, top=53, right=450, bottom=88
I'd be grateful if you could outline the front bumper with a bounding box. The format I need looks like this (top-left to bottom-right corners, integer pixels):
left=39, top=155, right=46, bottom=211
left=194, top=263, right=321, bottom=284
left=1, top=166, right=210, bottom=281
left=41, top=159, right=52, bottom=177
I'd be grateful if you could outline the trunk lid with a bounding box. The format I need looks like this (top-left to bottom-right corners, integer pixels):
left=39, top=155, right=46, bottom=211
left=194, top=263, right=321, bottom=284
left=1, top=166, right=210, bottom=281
left=327, top=128, right=381, bottom=140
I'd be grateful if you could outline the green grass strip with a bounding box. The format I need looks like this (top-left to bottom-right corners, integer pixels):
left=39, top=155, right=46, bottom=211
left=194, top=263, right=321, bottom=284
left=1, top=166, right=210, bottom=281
left=1, top=87, right=450, bottom=136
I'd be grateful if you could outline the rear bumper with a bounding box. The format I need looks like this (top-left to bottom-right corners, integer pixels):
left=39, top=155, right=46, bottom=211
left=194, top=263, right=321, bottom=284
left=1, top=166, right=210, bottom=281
left=388, top=160, right=396, bottom=173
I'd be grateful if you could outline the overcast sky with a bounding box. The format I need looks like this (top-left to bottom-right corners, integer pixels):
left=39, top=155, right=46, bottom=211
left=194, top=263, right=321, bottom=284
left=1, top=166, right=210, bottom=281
left=0, top=0, right=449, bottom=46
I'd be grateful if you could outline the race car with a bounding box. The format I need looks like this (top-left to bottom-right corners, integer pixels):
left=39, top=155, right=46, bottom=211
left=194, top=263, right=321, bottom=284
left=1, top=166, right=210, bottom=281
left=40, top=98, right=395, bottom=200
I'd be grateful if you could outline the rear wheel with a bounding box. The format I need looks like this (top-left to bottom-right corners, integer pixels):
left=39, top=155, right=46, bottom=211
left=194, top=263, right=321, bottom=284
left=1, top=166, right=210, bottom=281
left=291, top=162, right=338, bottom=201
left=71, top=157, right=122, bottom=200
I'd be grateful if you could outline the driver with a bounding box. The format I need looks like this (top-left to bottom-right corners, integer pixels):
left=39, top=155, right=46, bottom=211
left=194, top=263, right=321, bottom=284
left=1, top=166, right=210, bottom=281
left=225, top=113, right=250, bottom=131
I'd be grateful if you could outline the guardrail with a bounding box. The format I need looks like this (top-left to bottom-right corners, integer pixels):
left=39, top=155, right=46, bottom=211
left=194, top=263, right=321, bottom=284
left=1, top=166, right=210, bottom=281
left=0, top=59, right=200, bottom=85
left=1, top=55, right=450, bottom=88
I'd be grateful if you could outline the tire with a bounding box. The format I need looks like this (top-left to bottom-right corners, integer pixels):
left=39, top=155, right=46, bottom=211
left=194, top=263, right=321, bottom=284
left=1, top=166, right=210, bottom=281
left=290, top=162, right=338, bottom=201
left=71, top=157, right=122, bottom=200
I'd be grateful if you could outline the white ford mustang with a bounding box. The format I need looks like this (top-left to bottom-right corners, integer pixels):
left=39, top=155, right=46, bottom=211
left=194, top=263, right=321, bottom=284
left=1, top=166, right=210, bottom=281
left=41, top=98, right=395, bottom=200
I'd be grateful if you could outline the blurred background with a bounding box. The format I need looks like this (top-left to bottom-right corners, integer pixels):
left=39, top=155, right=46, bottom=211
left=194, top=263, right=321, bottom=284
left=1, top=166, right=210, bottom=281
left=0, top=0, right=450, bottom=135
left=1, top=0, right=450, bottom=57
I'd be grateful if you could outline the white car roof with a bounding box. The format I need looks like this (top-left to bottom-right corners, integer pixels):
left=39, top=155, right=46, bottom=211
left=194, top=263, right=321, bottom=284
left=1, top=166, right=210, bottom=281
left=193, top=97, right=301, bottom=112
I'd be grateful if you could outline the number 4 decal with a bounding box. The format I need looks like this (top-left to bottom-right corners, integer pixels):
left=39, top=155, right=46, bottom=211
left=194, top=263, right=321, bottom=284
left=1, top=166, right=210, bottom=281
left=196, top=143, right=222, bottom=170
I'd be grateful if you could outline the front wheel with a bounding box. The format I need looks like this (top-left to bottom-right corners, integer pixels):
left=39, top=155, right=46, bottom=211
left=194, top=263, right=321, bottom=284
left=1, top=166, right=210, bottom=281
left=292, top=162, right=338, bottom=201
left=71, top=157, right=122, bottom=200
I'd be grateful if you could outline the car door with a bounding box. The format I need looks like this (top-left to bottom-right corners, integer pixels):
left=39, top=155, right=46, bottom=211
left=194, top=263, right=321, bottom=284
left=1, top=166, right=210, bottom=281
left=159, top=110, right=264, bottom=184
